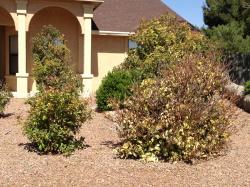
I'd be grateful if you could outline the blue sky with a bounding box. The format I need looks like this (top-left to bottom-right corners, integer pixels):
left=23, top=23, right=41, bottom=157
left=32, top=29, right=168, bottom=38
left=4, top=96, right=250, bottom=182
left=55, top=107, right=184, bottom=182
left=163, top=0, right=206, bottom=28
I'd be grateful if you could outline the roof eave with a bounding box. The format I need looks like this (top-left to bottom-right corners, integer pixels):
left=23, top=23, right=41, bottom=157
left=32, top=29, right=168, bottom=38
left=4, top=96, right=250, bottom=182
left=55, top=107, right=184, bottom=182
left=92, top=30, right=134, bottom=36
left=41, top=0, right=104, bottom=9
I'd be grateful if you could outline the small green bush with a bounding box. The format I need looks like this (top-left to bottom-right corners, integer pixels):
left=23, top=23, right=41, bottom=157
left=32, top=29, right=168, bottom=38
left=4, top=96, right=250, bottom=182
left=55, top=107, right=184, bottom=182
left=96, top=69, right=140, bottom=111
left=244, top=81, right=250, bottom=95
left=117, top=55, right=232, bottom=162
left=24, top=90, right=91, bottom=154
left=0, top=82, right=12, bottom=115
left=24, top=25, right=91, bottom=154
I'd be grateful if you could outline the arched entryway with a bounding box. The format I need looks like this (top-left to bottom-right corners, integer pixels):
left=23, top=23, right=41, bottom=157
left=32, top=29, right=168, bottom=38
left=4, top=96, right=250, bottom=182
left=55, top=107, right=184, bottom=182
left=0, top=6, right=16, bottom=84
left=28, top=7, right=82, bottom=75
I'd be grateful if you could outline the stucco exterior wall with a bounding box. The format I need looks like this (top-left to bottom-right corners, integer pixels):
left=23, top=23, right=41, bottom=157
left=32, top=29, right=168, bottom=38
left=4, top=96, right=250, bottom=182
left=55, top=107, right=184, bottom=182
left=92, top=35, right=128, bottom=92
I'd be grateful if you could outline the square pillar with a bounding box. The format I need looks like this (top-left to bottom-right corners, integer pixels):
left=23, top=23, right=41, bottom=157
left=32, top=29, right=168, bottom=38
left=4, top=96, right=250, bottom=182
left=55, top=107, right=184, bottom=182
left=16, top=0, right=29, bottom=98
left=82, top=5, right=94, bottom=97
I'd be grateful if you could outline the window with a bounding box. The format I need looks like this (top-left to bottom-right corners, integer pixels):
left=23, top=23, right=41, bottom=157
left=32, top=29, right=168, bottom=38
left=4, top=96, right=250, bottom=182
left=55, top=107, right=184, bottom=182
left=9, top=35, right=18, bottom=75
left=128, top=40, right=138, bottom=49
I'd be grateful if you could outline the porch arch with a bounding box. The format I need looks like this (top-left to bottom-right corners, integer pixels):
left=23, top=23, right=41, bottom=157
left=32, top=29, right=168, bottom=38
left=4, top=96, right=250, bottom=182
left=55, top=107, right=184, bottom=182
left=27, top=4, right=84, bottom=33
left=0, top=1, right=18, bottom=30
left=27, top=6, right=82, bottom=74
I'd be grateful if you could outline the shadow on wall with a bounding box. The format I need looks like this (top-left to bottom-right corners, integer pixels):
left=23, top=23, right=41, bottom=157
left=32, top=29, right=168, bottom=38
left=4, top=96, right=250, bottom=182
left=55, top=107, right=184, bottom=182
left=227, top=54, right=250, bottom=85
left=92, top=49, right=99, bottom=77
left=0, top=26, right=4, bottom=80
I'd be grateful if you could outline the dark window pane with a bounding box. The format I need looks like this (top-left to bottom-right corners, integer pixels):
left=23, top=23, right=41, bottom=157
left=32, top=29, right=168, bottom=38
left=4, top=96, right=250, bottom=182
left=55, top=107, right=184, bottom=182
left=9, top=35, right=18, bottom=75
left=9, top=54, right=18, bottom=75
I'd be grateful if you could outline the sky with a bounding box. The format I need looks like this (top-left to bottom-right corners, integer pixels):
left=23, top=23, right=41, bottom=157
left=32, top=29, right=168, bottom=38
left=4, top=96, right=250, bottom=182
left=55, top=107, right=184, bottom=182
left=163, top=0, right=206, bottom=28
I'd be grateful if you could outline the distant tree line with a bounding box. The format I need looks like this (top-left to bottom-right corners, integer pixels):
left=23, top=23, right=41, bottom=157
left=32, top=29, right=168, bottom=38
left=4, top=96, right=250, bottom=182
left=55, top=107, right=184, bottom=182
left=203, top=0, right=250, bottom=54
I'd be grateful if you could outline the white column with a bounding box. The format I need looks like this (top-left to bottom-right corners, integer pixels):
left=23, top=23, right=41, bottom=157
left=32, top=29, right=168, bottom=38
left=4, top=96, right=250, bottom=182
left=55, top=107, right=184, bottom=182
left=81, top=4, right=94, bottom=97
left=16, top=0, right=29, bottom=98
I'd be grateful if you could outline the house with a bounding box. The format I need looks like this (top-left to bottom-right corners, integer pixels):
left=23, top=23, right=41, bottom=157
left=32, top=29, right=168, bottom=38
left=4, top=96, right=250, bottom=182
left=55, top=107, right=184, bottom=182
left=0, top=0, right=179, bottom=98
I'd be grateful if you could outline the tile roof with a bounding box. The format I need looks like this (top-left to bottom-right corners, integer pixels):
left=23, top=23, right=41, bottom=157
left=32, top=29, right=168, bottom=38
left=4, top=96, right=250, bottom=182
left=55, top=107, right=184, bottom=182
left=93, top=0, right=184, bottom=32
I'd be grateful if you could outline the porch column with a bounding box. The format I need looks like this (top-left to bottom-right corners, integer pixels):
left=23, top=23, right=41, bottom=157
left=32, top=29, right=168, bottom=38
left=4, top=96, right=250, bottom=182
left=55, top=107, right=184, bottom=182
left=16, top=0, right=29, bottom=98
left=81, top=5, right=94, bottom=97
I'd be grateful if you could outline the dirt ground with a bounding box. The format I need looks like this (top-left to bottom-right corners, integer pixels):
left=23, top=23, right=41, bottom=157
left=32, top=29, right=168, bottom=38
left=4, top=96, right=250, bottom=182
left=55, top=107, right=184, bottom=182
left=0, top=99, right=250, bottom=187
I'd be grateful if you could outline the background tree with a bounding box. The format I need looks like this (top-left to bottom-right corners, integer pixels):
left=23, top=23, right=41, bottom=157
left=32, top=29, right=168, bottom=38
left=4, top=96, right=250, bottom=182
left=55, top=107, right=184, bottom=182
left=203, top=0, right=250, bottom=53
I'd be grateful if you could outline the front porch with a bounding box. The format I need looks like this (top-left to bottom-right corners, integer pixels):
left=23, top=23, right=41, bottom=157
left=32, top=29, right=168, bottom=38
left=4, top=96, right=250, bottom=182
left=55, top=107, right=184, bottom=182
left=0, top=0, right=103, bottom=98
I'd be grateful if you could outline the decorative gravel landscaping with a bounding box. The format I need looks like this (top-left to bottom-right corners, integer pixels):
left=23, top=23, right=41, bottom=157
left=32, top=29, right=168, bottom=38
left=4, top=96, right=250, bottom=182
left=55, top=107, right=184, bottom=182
left=0, top=99, right=249, bottom=186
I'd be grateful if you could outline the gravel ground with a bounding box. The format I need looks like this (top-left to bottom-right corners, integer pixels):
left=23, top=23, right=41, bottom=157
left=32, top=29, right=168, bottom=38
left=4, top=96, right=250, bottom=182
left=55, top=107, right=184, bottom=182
left=0, top=99, right=250, bottom=187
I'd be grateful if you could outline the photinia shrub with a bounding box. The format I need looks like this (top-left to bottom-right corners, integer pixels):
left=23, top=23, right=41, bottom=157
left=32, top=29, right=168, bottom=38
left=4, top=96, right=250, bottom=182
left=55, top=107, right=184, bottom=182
left=116, top=55, right=232, bottom=162
left=97, top=13, right=221, bottom=111
left=24, top=25, right=91, bottom=155
left=24, top=90, right=91, bottom=154
left=32, top=25, right=82, bottom=93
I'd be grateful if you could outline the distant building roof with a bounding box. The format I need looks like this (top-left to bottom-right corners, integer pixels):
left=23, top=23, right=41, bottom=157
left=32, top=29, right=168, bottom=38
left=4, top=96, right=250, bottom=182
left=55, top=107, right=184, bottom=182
left=93, top=0, right=185, bottom=32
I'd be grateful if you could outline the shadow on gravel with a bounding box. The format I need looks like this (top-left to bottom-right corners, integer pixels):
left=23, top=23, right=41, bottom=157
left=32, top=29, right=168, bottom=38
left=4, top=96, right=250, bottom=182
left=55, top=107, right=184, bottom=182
left=18, top=143, right=91, bottom=156
left=0, top=113, right=14, bottom=118
left=101, top=141, right=121, bottom=149
left=18, top=143, right=45, bottom=155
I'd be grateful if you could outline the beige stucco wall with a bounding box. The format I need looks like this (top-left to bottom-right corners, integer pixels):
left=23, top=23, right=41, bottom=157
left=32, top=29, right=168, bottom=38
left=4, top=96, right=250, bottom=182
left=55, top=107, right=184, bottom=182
left=92, top=35, right=128, bottom=92
left=0, top=0, right=129, bottom=95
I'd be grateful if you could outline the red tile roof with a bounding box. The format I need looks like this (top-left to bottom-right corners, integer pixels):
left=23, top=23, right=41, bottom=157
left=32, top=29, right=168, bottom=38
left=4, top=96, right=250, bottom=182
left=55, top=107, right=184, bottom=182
left=93, top=0, right=185, bottom=32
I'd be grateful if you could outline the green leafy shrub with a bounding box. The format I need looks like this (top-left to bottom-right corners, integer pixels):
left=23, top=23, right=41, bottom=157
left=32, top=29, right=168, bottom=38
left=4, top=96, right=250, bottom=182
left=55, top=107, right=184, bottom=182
left=0, top=82, right=12, bottom=115
left=121, top=13, right=219, bottom=79
left=32, top=25, right=82, bottom=92
left=33, top=59, right=82, bottom=94
left=23, top=25, right=91, bottom=154
left=96, top=69, right=141, bottom=111
left=24, top=90, right=90, bottom=154
left=117, top=55, right=232, bottom=162
left=244, top=80, right=250, bottom=94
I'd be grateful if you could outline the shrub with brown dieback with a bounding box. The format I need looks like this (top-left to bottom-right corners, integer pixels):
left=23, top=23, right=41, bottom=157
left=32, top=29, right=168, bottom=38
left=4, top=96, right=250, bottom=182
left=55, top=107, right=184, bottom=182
left=117, top=55, right=232, bottom=162
left=97, top=13, right=221, bottom=111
